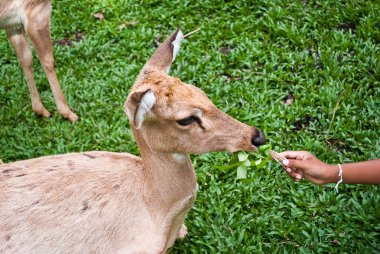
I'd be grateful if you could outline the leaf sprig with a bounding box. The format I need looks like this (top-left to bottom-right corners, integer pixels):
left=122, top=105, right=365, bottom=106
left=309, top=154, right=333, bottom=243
left=214, top=144, right=273, bottom=180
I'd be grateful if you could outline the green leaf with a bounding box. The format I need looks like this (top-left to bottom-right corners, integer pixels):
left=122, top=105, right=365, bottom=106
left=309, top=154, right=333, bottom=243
left=238, top=152, right=248, bottom=162
left=258, top=143, right=272, bottom=153
left=256, top=157, right=271, bottom=169
left=243, top=159, right=251, bottom=166
left=254, top=158, right=263, bottom=166
left=213, top=162, right=241, bottom=171
left=236, top=165, right=247, bottom=179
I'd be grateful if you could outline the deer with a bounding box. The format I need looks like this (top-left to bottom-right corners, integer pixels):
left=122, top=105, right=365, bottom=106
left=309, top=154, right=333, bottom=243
left=0, top=0, right=78, bottom=122
left=0, top=29, right=266, bottom=253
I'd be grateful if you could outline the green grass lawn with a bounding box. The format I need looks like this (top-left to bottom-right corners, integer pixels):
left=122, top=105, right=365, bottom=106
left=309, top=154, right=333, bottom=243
left=1, top=0, right=379, bottom=253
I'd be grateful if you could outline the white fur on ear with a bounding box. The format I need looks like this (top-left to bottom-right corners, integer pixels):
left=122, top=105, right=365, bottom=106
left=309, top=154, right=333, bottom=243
left=134, top=90, right=156, bottom=129
left=171, top=29, right=183, bottom=63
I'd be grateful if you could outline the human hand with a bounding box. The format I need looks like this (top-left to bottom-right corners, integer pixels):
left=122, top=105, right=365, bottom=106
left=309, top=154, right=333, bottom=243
left=278, top=151, right=338, bottom=185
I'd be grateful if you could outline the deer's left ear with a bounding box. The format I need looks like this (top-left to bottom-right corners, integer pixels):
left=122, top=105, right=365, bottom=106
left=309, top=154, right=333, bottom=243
left=142, top=28, right=183, bottom=74
left=124, top=89, right=156, bottom=129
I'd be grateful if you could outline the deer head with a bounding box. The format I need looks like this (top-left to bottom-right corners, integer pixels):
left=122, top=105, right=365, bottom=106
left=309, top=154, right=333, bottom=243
left=125, top=29, right=265, bottom=155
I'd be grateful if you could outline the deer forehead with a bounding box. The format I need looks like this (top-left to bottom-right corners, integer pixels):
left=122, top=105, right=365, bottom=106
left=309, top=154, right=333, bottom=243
left=134, top=71, right=216, bottom=118
left=155, top=84, right=213, bottom=113
left=137, top=74, right=208, bottom=104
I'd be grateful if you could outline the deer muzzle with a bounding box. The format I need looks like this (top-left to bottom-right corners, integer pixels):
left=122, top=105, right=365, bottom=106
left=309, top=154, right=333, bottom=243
left=252, top=128, right=266, bottom=147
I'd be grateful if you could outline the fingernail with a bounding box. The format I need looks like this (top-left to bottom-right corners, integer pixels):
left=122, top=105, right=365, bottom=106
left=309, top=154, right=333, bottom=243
left=285, top=167, right=291, bottom=173
left=282, top=159, right=289, bottom=166
left=296, top=175, right=302, bottom=180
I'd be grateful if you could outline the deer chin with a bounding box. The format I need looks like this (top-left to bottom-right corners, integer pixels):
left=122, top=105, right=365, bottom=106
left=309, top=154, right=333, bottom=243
left=223, top=143, right=258, bottom=153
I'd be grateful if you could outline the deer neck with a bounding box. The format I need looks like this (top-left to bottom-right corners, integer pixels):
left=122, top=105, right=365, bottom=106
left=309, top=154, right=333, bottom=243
left=133, top=130, right=197, bottom=210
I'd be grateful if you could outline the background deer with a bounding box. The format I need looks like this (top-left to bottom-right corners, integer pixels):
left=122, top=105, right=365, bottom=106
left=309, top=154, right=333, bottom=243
left=0, top=29, right=265, bottom=253
left=0, top=0, right=78, bottom=122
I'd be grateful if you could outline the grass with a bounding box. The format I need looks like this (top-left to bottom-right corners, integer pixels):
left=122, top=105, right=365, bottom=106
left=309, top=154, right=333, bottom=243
left=1, top=0, right=379, bottom=253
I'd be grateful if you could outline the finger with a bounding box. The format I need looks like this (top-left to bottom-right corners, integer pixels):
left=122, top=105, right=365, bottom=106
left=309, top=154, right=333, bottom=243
left=290, top=175, right=302, bottom=182
left=287, top=169, right=302, bottom=180
left=294, top=172, right=303, bottom=180
left=278, top=151, right=310, bottom=160
left=282, top=158, right=310, bottom=170
left=294, top=168, right=302, bottom=174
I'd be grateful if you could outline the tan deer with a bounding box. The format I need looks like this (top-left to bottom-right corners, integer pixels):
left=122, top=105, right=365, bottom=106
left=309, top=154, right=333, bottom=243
left=0, top=29, right=265, bottom=253
left=0, top=0, right=78, bottom=122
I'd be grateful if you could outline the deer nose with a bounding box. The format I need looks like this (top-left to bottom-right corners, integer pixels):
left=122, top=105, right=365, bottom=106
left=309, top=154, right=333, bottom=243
left=252, top=129, right=266, bottom=147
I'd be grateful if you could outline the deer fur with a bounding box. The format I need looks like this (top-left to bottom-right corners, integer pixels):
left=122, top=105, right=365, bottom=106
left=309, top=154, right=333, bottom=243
left=0, top=29, right=266, bottom=253
left=0, top=0, right=78, bottom=122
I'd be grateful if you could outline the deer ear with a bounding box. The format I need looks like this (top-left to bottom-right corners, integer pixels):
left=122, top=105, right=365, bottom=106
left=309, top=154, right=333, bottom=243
left=171, top=29, right=183, bottom=63
left=125, top=89, right=156, bottom=129
left=143, top=28, right=183, bottom=74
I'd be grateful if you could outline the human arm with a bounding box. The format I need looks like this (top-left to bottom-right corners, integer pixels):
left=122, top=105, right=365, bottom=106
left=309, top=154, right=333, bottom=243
left=278, top=151, right=380, bottom=185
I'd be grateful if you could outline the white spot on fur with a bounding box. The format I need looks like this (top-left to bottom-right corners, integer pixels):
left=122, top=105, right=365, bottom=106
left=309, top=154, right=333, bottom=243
left=194, top=109, right=203, bottom=118
left=172, top=153, right=187, bottom=163
left=135, top=90, right=156, bottom=129
left=171, top=30, right=183, bottom=62
left=177, top=224, right=188, bottom=239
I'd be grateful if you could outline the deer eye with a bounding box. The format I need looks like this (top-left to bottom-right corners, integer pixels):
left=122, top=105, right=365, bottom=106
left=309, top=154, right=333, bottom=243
left=176, top=116, right=200, bottom=126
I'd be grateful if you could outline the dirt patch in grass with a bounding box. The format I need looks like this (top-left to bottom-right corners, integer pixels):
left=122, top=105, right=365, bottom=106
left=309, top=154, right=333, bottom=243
left=56, top=31, right=85, bottom=46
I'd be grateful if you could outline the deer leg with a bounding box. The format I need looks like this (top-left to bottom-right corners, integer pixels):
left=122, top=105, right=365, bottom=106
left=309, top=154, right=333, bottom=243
left=26, top=17, right=78, bottom=122
left=6, top=29, right=51, bottom=118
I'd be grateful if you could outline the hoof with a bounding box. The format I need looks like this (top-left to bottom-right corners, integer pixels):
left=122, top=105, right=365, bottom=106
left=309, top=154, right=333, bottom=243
left=65, top=111, right=79, bottom=122
left=59, top=108, right=79, bottom=122
left=33, top=107, right=51, bottom=118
